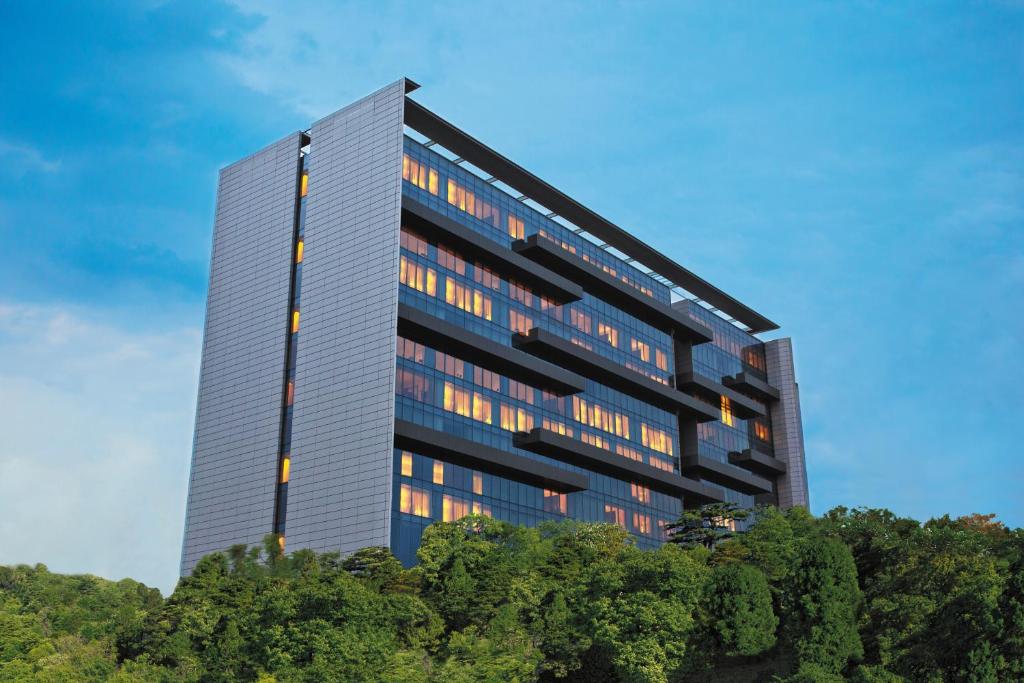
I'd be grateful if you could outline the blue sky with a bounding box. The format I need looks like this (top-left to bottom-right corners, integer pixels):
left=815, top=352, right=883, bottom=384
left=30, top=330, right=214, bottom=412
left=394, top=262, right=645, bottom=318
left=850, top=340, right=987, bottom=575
left=1, top=1, right=1021, bottom=594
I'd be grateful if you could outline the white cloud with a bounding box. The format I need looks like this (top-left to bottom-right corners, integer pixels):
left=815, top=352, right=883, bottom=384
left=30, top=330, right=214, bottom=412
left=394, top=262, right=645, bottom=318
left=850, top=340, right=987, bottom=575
left=0, top=139, right=61, bottom=175
left=0, top=303, right=200, bottom=594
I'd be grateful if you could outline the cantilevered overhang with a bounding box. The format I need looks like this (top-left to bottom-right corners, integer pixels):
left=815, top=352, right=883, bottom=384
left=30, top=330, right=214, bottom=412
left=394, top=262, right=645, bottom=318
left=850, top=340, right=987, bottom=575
left=512, top=327, right=719, bottom=422
left=394, top=420, right=588, bottom=493
left=403, top=97, right=779, bottom=333
left=680, top=455, right=774, bottom=496
left=676, top=372, right=766, bottom=419
left=397, top=303, right=585, bottom=396
left=402, top=197, right=582, bottom=304
left=728, top=449, right=787, bottom=477
left=723, top=372, right=781, bottom=402
left=511, top=235, right=714, bottom=344
left=514, top=428, right=725, bottom=504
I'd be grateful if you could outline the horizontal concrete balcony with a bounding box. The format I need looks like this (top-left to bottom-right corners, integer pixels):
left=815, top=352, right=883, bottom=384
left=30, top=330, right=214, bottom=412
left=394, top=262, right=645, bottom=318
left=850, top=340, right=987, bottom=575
left=680, top=454, right=774, bottom=496
left=728, top=448, right=787, bottom=476
left=514, top=427, right=725, bottom=505
left=511, top=235, right=714, bottom=344
left=397, top=303, right=585, bottom=396
left=394, top=420, right=588, bottom=493
left=723, top=371, right=781, bottom=402
left=512, top=327, right=719, bottom=422
left=402, top=197, right=582, bottom=304
left=676, top=371, right=766, bottom=419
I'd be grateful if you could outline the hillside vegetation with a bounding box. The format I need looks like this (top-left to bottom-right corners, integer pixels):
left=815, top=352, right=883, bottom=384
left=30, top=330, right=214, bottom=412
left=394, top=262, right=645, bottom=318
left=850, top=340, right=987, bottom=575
left=1, top=506, right=1022, bottom=682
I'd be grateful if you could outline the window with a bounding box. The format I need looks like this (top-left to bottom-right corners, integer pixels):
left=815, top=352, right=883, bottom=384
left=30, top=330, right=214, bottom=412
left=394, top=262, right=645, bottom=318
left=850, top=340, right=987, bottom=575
left=401, top=452, right=413, bottom=477
left=641, top=423, right=675, bottom=456
left=437, top=245, right=466, bottom=275
left=597, top=322, right=619, bottom=347
left=402, top=154, right=439, bottom=195
left=542, top=417, right=573, bottom=437
left=754, top=419, right=770, bottom=442
left=399, top=256, right=437, bottom=296
left=581, top=431, right=610, bottom=450
left=572, top=396, right=630, bottom=438
left=508, top=214, right=525, bottom=240
left=435, top=352, right=465, bottom=379
left=721, top=396, right=734, bottom=427
left=397, top=336, right=426, bottom=363
left=509, top=380, right=534, bottom=404
left=397, top=368, right=431, bottom=402
left=291, top=310, right=300, bottom=333
left=474, top=264, right=501, bottom=291
left=509, top=280, right=533, bottom=306
left=400, top=484, right=431, bottom=517
left=295, top=239, right=304, bottom=264
left=655, top=348, right=669, bottom=372
left=617, top=444, right=644, bottom=462
left=443, top=494, right=470, bottom=522
left=500, top=404, right=534, bottom=432
left=570, top=309, right=592, bottom=334
left=443, top=382, right=471, bottom=417
left=633, top=512, right=652, bottom=535
left=473, top=366, right=500, bottom=391
left=433, top=460, right=445, bottom=485
left=445, top=277, right=492, bottom=320
left=631, top=338, right=651, bottom=362
left=604, top=504, right=626, bottom=528
left=631, top=483, right=651, bottom=503
left=280, top=457, right=291, bottom=483
left=300, top=171, right=309, bottom=198
left=472, top=392, right=493, bottom=424
left=509, top=309, right=534, bottom=335
left=286, top=380, right=295, bottom=406
left=447, top=179, right=499, bottom=228
left=400, top=228, right=430, bottom=257
left=544, top=489, right=567, bottom=514
left=473, top=471, right=483, bottom=495
left=472, top=502, right=492, bottom=517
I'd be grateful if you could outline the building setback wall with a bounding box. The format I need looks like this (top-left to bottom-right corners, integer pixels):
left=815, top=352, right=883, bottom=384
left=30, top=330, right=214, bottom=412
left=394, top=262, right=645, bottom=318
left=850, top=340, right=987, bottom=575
left=283, top=79, right=407, bottom=555
left=765, top=338, right=810, bottom=509
left=180, top=132, right=304, bottom=574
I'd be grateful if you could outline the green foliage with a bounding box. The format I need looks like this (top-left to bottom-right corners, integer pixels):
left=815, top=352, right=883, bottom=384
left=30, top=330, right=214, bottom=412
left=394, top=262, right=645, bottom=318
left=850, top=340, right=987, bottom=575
left=666, top=502, right=750, bottom=549
left=2, top=510, right=1021, bottom=681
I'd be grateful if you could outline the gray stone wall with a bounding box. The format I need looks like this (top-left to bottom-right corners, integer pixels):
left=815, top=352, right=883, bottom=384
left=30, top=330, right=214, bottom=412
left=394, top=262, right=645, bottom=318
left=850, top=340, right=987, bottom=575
left=765, top=338, right=810, bottom=509
left=180, top=132, right=303, bottom=574
left=283, top=79, right=407, bottom=555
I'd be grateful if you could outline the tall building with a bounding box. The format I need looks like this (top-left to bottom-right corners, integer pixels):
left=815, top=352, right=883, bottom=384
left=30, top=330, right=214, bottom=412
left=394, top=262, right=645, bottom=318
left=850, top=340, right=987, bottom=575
left=180, top=78, right=809, bottom=574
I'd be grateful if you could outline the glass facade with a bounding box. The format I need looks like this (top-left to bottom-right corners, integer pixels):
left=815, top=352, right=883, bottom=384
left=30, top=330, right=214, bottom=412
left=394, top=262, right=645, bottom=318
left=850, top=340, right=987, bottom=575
left=389, top=135, right=781, bottom=562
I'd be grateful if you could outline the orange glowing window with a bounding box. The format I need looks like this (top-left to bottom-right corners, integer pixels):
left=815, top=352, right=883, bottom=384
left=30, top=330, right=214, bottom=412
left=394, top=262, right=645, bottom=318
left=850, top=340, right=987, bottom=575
left=400, top=483, right=431, bottom=517
left=445, top=278, right=492, bottom=320
left=597, top=322, right=619, bottom=348
left=544, top=489, right=568, bottom=515
left=402, top=154, right=438, bottom=195
left=401, top=451, right=413, bottom=477
left=473, top=471, right=483, bottom=495
left=472, top=392, right=492, bottom=425
left=286, top=380, right=295, bottom=406
left=399, top=256, right=437, bottom=296
left=291, top=310, right=300, bottom=333
left=433, top=460, right=445, bottom=485
left=280, top=457, right=291, bottom=483
left=295, top=239, right=304, bottom=264
left=299, top=172, right=308, bottom=198
left=471, top=502, right=492, bottom=517
left=278, top=535, right=286, bottom=552
left=500, top=404, right=534, bottom=432
left=443, top=494, right=470, bottom=522
left=570, top=309, right=592, bottom=334
left=400, top=228, right=430, bottom=257
left=572, top=396, right=630, bottom=438
left=435, top=351, right=465, bottom=379
left=443, top=382, right=471, bottom=417
left=633, top=512, right=652, bottom=535
left=641, top=423, right=674, bottom=456
left=754, top=420, right=770, bottom=442
left=508, top=215, right=525, bottom=240
left=509, top=309, right=534, bottom=335
left=437, top=245, right=466, bottom=274
left=631, top=338, right=651, bottom=362
left=721, top=396, right=734, bottom=427
left=631, top=483, right=651, bottom=503
left=655, top=349, right=668, bottom=372
left=604, top=504, right=626, bottom=528
left=542, top=417, right=574, bottom=438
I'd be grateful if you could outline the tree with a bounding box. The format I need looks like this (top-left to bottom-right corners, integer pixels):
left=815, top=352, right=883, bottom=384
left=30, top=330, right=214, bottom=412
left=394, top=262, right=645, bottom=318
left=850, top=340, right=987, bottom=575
left=700, top=563, right=778, bottom=659
left=784, top=537, right=864, bottom=675
left=667, top=503, right=749, bottom=550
